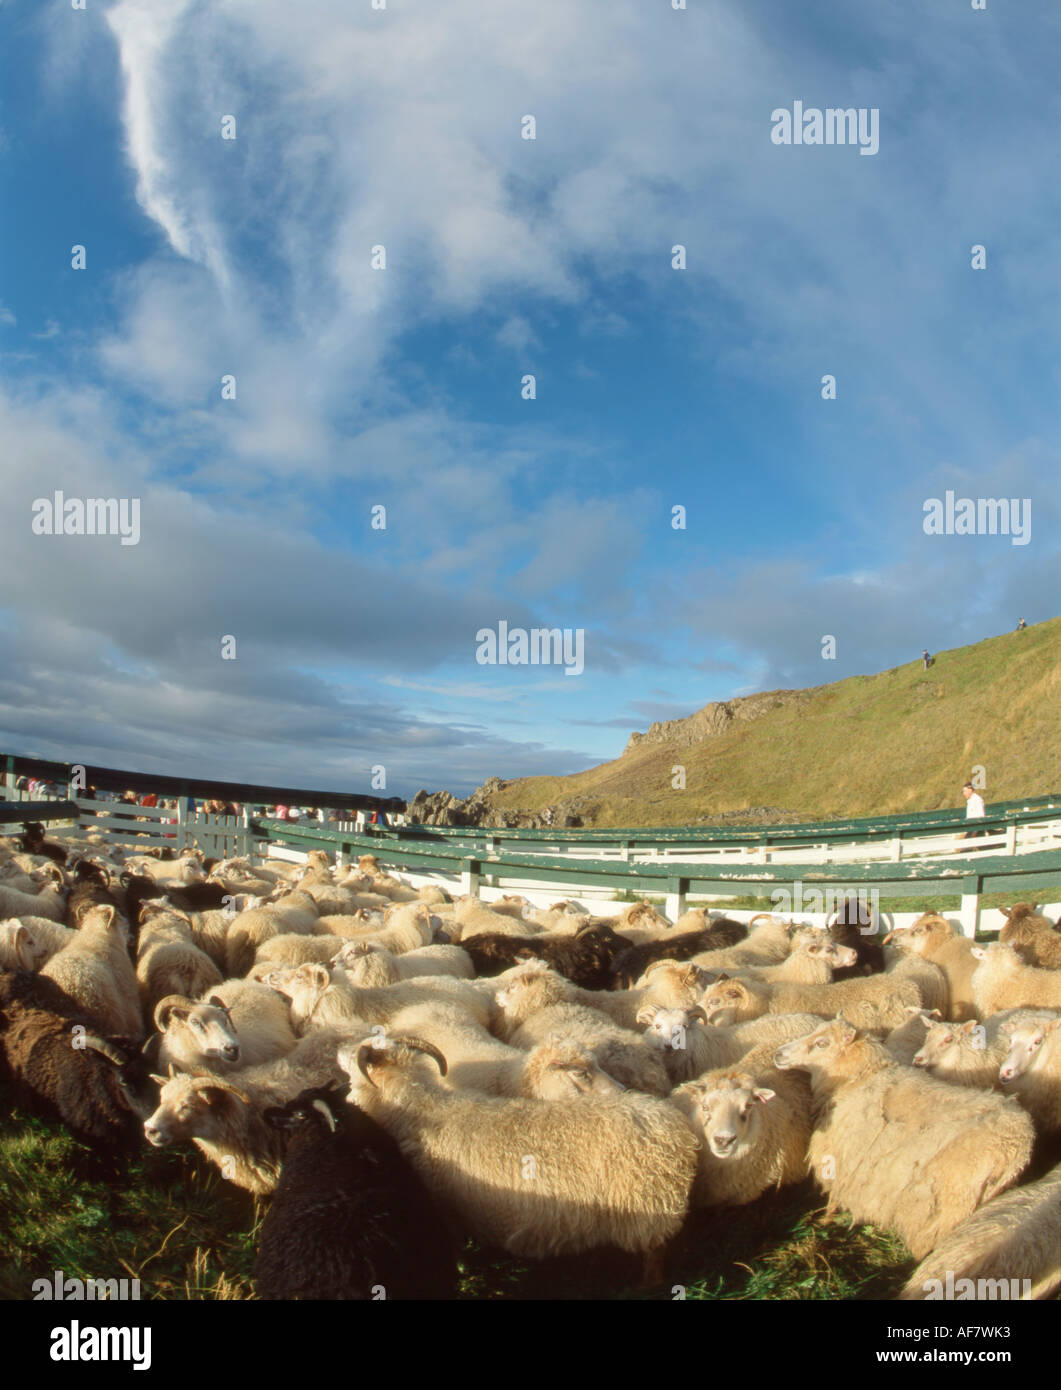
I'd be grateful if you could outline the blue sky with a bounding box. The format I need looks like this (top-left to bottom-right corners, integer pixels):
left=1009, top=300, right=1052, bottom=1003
left=0, top=0, right=1058, bottom=798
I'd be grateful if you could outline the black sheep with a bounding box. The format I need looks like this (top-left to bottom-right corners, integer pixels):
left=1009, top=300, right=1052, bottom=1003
left=458, top=921, right=635, bottom=991
left=18, top=822, right=69, bottom=866
left=0, top=970, right=149, bottom=1161
left=826, top=895, right=885, bottom=978
left=66, top=861, right=127, bottom=931
left=610, top=916, right=748, bottom=988
left=255, top=1084, right=457, bottom=1301
left=121, top=872, right=230, bottom=925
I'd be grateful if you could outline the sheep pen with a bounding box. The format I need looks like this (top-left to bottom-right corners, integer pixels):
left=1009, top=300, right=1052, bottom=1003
left=2, top=841, right=1060, bottom=1304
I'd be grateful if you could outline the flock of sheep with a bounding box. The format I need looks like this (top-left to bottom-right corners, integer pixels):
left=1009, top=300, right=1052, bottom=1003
left=1, top=815, right=1061, bottom=1300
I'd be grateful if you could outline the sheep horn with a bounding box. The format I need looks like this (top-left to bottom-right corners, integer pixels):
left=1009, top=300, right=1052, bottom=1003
left=311, top=1098, right=337, bottom=1132
left=397, top=1036, right=448, bottom=1075
left=748, top=913, right=776, bottom=928
left=191, top=1076, right=251, bottom=1103
left=687, top=1006, right=709, bottom=1024
left=153, top=995, right=196, bottom=1031
left=356, top=1042, right=381, bottom=1088
left=82, top=1035, right=128, bottom=1066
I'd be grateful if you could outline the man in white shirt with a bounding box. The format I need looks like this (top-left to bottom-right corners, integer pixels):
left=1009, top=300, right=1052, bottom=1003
left=962, top=782, right=985, bottom=818
left=961, top=782, right=986, bottom=842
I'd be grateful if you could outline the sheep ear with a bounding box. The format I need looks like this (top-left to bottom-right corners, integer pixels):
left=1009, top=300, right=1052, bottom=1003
left=834, top=1015, right=857, bottom=1045
left=971, top=946, right=987, bottom=960
left=14, top=925, right=37, bottom=970
left=636, top=1005, right=660, bottom=1025
left=752, top=1088, right=775, bottom=1104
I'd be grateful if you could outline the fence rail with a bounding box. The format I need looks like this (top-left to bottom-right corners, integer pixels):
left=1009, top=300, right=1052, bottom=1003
left=256, top=819, right=1061, bottom=938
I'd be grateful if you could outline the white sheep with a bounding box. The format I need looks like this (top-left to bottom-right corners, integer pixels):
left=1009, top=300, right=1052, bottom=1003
left=268, top=961, right=490, bottom=1035
left=997, top=1009, right=1061, bottom=1137
left=773, top=1017, right=1035, bottom=1259
left=638, top=1004, right=825, bottom=1084
left=153, top=977, right=298, bottom=1073
left=0, top=917, right=75, bottom=969
left=972, top=941, right=1061, bottom=1015
left=135, top=912, right=224, bottom=1015
left=333, top=940, right=473, bottom=986
left=900, top=1162, right=1061, bottom=1301
left=40, top=903, right=142, bottom=1036
left=883, top=912, right=979, bottom=1021
left=493, top=967, right=671, bottom=1095
left=337, top=1034, right=699, bottom=1280
left=669, top=1043, right=812, bottom=1207
left=700, top=954, right=946, bottom=1032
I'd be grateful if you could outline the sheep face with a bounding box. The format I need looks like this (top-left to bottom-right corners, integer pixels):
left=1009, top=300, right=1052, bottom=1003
left=700, top=975, right=755, bottom=1024
left=998, top=1013, right=1061, bottom=1084
left=682, top=1073, right=776, bottom=1159
left=143, top=1074, right=250, bottom=1147
left=621, top=902, right=669, bottom=931
left=884, top=914, right=951, bottom=956
left=157, top=997, right=241, bottom=1064
left=637, top=1005, right=707, bottom=1052
left=774, top=1017, right=859, bottom=1074
left=0, top=921, right=47, bottom=971
left=911, top=1020, right=974, bottom=1070
left=271, top=963, right=331, bottom=1018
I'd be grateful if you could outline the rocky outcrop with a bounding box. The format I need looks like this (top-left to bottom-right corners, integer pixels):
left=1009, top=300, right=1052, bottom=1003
left=406, top=781, right=589, bottom=830
left=624, top=690, right=808, bottom=755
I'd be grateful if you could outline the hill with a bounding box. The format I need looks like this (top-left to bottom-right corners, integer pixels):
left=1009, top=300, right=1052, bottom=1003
left=410, top=618, right=1061, bottom=828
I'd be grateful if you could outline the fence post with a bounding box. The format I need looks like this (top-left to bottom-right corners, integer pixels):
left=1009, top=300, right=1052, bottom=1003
left=1004, top=823, right=1017, bottom=855
left=664, top=877, right=688, bottom=923
left=460, top=858, right=481, bottom=896
left=176, top=798, right=187, bottom=854
left=958, top=874, right=981, bottom=939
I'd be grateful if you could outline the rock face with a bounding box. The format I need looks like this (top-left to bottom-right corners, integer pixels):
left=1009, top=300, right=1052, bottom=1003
left=624, top=690, right=806, bottom=755
left=406, top=781, right=588, bottom=830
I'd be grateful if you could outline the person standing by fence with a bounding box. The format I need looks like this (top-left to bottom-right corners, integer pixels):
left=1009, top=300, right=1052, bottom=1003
left=960, top=781, right=987, bottom=841
left=922, top=649, right=931, bottom=670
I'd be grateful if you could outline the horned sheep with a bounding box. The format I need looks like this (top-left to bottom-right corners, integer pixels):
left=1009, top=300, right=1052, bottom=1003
left=337, top=1034, right=699, bottom=1278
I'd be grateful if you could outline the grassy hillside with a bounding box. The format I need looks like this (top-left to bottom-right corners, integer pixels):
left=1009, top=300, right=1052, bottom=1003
left=483, top=618, right=1061, bottom=827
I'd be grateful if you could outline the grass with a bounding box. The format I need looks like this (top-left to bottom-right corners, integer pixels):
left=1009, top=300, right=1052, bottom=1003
left=0, top=1085, right=916, bottom=1303
left=475, top=617, right=1061, bottom=827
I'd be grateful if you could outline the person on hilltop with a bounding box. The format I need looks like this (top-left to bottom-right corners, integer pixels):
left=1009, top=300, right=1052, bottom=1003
left=922, top=649, right=932, bottom=670
left=1016, top=617, right=1027, bottom=631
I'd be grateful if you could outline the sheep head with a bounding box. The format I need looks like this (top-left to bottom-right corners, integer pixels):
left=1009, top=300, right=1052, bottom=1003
left=525, top=1036, right=626, bottom=1100
left=677, top=1071, right=776, bottom=1159
left=143, top=1073, right=252, bottom=1146
left=637, top=1004, right=707, bottom=1051
left=773, top=1016, right=859, bottom=1073
left=153, top=994, right=240, bottom=1064
left=998, top=1012, right=1061, bottom=1084
left=0, top=921, right=47, bottom=971
left=337, top=1035, right=447, bottom=1093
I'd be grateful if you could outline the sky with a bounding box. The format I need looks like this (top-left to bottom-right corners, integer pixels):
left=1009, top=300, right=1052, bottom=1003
left=0, top=0, right=1058, bottom=798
